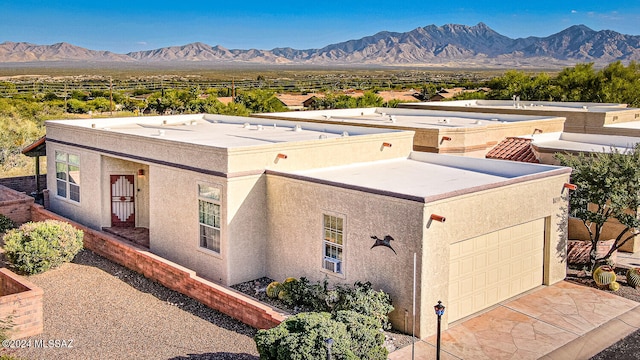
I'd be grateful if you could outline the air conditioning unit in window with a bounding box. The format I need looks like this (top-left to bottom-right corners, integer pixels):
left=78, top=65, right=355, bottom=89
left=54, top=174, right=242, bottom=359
left=323, top=257, right=342, bottom=273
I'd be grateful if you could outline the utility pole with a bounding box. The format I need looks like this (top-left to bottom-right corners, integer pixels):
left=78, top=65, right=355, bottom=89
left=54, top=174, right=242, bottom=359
left=110, top=77, right=114, bottom=116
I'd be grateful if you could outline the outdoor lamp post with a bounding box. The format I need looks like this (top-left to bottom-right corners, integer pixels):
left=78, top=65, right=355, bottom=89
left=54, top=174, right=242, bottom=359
left=325, top=338, right=334, bottom=360
left=434, top=300, right=445, bottom=360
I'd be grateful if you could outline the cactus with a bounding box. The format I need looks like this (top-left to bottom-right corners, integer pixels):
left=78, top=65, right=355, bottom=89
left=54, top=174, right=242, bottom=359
left=593, top=265, right=616, bottom=287
left=278, top=290, right=291, bottom=301
left=626, top=268, right=640, bottom=289
left=266, top=281, right=284, bottom=298
left=283, top=277, right=298, bottom=285
left=609, top=281, right=621, bottom=291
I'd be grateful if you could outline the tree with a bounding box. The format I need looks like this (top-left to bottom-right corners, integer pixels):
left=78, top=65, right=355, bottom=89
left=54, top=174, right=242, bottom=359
left=554, top=63, right=600, bottom=102
left=556, top=144, right=640, bottom=271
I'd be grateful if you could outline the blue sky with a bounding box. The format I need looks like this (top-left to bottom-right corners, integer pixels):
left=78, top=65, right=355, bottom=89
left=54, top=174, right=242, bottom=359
left=2, top=1, right=639, bottom=53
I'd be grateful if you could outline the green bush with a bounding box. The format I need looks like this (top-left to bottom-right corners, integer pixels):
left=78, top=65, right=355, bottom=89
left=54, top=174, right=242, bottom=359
left=255, top=311, right=387, bottom=360
left=281, top=277, right=330, bottom=312
left=280, top=278, right=394, bottom=329
left=0, top=214, right=15, bottom=233
left=333, top=281, right=394, bottom=329
left=2, top=220, right=83, bottom=274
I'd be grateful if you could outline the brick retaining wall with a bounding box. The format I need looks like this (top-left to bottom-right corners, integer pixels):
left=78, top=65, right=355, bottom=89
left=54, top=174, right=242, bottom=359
left=0, top=185, right=34, bottom=225
left=0, top=268, right=44, bottom=339
left=29, top=204, right=286, bottom=330
left=0, top=175, right=46, bottom=195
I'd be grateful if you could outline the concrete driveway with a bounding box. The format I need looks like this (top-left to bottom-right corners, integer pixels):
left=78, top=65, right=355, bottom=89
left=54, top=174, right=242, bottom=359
left=389, top=281, right=640, bottom=360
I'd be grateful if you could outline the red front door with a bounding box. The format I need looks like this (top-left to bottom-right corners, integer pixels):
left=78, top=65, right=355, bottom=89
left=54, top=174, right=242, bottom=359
left=110, top=175, right=135, bottom=227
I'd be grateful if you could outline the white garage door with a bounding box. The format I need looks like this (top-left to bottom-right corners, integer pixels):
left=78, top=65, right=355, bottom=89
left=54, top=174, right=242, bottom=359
left=448, top=218, right=545, bottom=322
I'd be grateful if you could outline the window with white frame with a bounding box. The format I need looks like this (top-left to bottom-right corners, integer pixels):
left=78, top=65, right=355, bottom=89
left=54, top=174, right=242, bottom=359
left=198, top=184, right=221, bottom=253
left=55, top=151, right=80, bottom=202
left=323, top=214, right=344, bottom=274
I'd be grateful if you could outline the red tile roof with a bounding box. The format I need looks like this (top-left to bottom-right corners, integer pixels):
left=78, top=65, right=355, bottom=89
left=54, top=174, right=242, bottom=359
left=485, top=137, right=539, bottom=163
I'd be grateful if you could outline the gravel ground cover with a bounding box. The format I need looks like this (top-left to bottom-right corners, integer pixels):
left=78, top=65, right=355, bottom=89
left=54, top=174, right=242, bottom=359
left=2, top=250, right=259, bottom=360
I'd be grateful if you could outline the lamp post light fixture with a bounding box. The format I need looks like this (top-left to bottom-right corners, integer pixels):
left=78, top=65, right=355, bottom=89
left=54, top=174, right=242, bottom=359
left=324, top=338, right=334, bottom=360
left=434, top=300, right=445, bottom=360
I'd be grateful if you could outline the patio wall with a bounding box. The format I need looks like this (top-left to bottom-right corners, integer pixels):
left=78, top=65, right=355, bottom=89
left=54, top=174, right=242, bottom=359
left=0, top=175, right=46, bottom=196
left=0, top=185, right=34, bottom=225
left=0, top=268, right=44, bottom=339
left=30, top=204, right=286, bottom=330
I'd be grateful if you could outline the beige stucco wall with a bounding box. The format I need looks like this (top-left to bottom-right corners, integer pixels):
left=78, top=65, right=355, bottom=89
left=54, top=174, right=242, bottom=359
left=226, top=174, right=269, bottom=285
left=46, top=122, right=414, bottom=176
left=149, top=166, right=229, bottom=283
left=46, top=142, right=102, bottom=230
left=568, top=217, right=640, bottom=253
left=265, top=169, right=570, bottom=338
left=265, top=174, right=425, bottom=336
left=418, top=172, right=570, bottom=336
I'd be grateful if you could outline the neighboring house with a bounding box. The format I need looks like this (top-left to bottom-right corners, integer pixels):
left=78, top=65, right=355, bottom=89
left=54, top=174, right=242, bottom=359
left=216, top=97, right=234, bottom=105
left=429, top=87, right=466, bottom=101
left=376, top=90, right=421, bottom=103
left=253, top=107, right=565, bottom=157
left=43, top=113, right=570, bottom=337
left=274, top=94, right=322, bottom=110
left=400, top=99, right=640, bottom=134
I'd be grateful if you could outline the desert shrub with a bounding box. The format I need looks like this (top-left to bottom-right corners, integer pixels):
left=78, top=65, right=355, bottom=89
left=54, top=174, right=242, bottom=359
left=279, top=278, right=394, bottom=330
left=3, top=220, right=83, bottom=274
left=0, top=214, right=15, bottom=233
left=254, top=311, right=387, bottom=360
left=333, top=281, right=394, bottom=329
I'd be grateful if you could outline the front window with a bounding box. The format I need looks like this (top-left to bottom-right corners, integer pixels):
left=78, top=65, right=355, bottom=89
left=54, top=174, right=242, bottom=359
left=55, top=151, right=80, bottom=202
left=323, top=214, right=344, bottom=274
left=198, top=184, right=221, bottom=253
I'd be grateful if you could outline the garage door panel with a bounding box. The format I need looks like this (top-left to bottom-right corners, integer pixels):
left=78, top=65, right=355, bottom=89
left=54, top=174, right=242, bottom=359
left=448, top=219, right=545, bottom=322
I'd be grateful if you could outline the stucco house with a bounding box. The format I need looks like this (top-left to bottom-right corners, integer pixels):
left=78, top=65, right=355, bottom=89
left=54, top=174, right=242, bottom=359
left=253, top=107, right=565, bottom=157
left=44, top=113, right=570, bottom=337
left=399, top=99, right=640, bottom=135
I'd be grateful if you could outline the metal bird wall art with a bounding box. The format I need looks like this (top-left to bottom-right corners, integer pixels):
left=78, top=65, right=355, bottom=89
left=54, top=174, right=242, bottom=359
left=370, top=235, right=397, bottom=255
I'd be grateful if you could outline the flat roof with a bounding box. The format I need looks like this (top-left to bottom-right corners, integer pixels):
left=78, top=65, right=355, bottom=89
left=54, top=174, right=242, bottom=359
left=283, top=151, right=568, bottom=201
left=256, top=107, right=562, bottom=129
left=401, top=100, right=631, bottom=113
left=532, top=132, right=640, bottom=153
left=47, top=114, right=404, bottom=149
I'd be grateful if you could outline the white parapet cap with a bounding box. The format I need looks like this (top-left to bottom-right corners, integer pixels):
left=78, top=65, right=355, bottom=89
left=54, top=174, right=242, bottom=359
left=255, top=107, right=561, bottom=128
left=532, top=132, right=640, bottom=153
left=46, top=113, right=408, bottom=148
left=401, top=100, right=632, bottom=113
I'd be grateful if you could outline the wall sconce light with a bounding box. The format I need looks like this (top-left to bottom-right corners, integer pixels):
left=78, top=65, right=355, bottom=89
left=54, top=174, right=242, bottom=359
left=441, top=136, right=452, bottom=141
left=564, top=183, right=577, bottom=191
left=277, top=153, right=288, bottom=159
left=430, top=214, right=446, bottom=223
left=137, top=169, right=145, bottom=177
left=382, top=142, right=392, bottom=148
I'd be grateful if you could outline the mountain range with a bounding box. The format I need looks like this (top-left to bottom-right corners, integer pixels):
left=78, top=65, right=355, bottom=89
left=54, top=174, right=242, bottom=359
left=1, top=23, right=639, bottom=68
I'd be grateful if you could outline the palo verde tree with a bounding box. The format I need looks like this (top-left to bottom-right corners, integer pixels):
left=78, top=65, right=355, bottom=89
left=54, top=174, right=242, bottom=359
left=556, top=144, right=640, bottom=271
